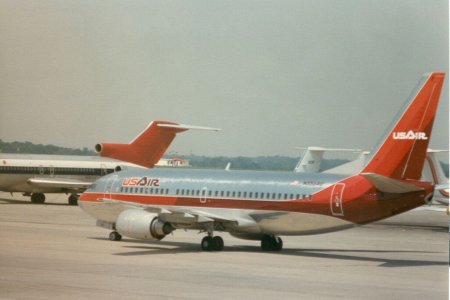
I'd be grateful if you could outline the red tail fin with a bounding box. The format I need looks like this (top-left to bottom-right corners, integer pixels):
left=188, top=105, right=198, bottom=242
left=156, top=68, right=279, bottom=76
left=362, top=72, right=445, bottom=180
left=95, top=121, right=220, bottom=168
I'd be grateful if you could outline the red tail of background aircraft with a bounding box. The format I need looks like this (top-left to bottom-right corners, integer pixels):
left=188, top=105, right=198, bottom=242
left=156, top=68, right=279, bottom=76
left=95, top=121, right=220, bottom=168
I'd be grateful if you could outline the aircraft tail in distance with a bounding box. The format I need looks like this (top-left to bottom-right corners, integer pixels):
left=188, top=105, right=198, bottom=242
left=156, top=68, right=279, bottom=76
left=95, top=121, right=220, bottom=168
left=362, top=72, right=445, bottom=180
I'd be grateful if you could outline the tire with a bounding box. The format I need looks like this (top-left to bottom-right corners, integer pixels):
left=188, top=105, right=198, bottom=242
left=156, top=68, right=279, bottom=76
left=109, top=231, right=122, bottom=241
left=261, top=235, right=273, bottom=251
left=273, top=236, right=283, bottom=251
left=31, top=193, right=45, bottom=204
left=68, top=194, right=78, bottom=206
left=212, top=236, right=224, bottom=251
left=201, top=236, right=213, bottom=251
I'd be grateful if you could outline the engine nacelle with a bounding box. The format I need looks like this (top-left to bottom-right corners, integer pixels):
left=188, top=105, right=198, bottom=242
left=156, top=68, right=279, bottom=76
left=115, top=209, right=174, bottom=240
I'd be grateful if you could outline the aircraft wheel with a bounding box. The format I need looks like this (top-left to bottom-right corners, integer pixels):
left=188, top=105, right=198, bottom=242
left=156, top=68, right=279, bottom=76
left=273, top=236, right=283, bottom=251
left=212, top=236, right=224, bottom=251
left=201, top=236, right=213, bottom=251
left=68, top=194, right=78, bottom=206
left=109, top=231, right=122, bottom=241
left=261, top=234, right=273, bottom=251
left=261, top=234, right=283, bottom=251
left=31, top=193, right=45, bottom=204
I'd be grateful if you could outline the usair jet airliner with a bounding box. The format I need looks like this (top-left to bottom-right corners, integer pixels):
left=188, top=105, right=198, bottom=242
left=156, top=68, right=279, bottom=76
left=79, top=72, right=445, bottom=251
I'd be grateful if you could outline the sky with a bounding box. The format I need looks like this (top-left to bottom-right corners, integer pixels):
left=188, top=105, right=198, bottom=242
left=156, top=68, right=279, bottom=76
left=0, top=0, right=448, bottom=157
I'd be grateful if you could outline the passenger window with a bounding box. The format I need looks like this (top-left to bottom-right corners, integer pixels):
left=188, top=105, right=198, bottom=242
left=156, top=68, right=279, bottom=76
left=232, top=191, right=235, bottom=197
left=249, top=192, right=253, bottom=198
left=226, top=191, right=230, bottom=197
left=176, top=189, right=180, bottom=195
left=215, top=191, right=218, bottom=197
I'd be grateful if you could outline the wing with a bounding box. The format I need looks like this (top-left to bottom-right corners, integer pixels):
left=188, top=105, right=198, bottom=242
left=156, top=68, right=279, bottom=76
left=99, top=198, right=240, bottom=228
left=27, top=177, right=93, bottom=191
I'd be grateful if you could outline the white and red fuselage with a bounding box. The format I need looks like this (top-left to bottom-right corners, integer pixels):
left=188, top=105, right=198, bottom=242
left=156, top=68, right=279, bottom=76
left=79, top=167, right=432, bottom=239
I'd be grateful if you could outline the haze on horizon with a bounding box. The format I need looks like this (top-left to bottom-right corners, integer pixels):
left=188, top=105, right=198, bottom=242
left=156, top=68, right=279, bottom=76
left=0, top=0, right=448, bottom=157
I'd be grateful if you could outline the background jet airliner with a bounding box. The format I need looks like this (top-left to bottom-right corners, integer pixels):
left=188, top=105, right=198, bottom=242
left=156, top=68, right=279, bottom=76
left=0, top=122, right=218, bottom=205
left=79, top=72, right=445, bottom=251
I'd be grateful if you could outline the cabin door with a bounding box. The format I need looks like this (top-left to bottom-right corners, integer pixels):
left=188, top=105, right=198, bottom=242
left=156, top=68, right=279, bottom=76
left=104, top=174, right=118, bottom=199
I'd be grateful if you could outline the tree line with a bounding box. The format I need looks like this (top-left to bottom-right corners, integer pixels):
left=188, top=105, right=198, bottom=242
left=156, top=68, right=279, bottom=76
left=0, top=139, right=447, bottom=175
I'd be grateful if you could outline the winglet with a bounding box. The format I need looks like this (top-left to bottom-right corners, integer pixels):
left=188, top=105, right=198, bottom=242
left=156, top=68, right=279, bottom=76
left=96, top=120, right=220, bottom=168
left=362, top=72, right=445, bottom=180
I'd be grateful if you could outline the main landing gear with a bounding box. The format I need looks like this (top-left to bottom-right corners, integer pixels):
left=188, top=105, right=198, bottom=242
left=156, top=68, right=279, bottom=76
left=109, top=231, right=122, bottom=241
left=261, top=234, right=283, bottom=251
left=30, top=193, right=45, bottom=204
left=201, top=235, right=224, bottom=251
left=68, top=194, right=78, bottom=206
left=29, top=193, right=79, bottom=205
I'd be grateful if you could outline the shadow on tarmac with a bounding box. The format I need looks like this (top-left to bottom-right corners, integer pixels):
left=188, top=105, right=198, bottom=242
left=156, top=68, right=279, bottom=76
left=0, top=197, right=69, bottom=206
left=91, top=237, right=448, bottom=268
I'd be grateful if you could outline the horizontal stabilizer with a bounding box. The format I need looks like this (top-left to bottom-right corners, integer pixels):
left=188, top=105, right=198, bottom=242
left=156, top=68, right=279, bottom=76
left=427, top=149, right=449, bottom=153
left=157, top=123, right=221, bottom=131
left=361, top=173, right=424, bottom=193
left=435, top=183, right=449, bottom=191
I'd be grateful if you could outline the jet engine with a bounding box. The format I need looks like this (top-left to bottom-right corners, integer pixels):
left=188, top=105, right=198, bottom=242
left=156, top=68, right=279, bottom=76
left=115, top=209, right=174, bottom=240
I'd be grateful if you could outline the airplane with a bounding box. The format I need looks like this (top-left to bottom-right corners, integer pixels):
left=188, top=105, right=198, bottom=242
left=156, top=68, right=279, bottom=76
left=421, top=150, right=449, bottom=204
left=79, top=72, right=445, bottom=251
left=294, top=147, right=363, bottom=173
left=0, top=121, right=218, bottom=205
left=295, top=147, right=449, bottom=204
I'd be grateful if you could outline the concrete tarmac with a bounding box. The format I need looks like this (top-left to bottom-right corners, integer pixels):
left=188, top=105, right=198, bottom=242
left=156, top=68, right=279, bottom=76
left=0, top=193, right=448, bottom=300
